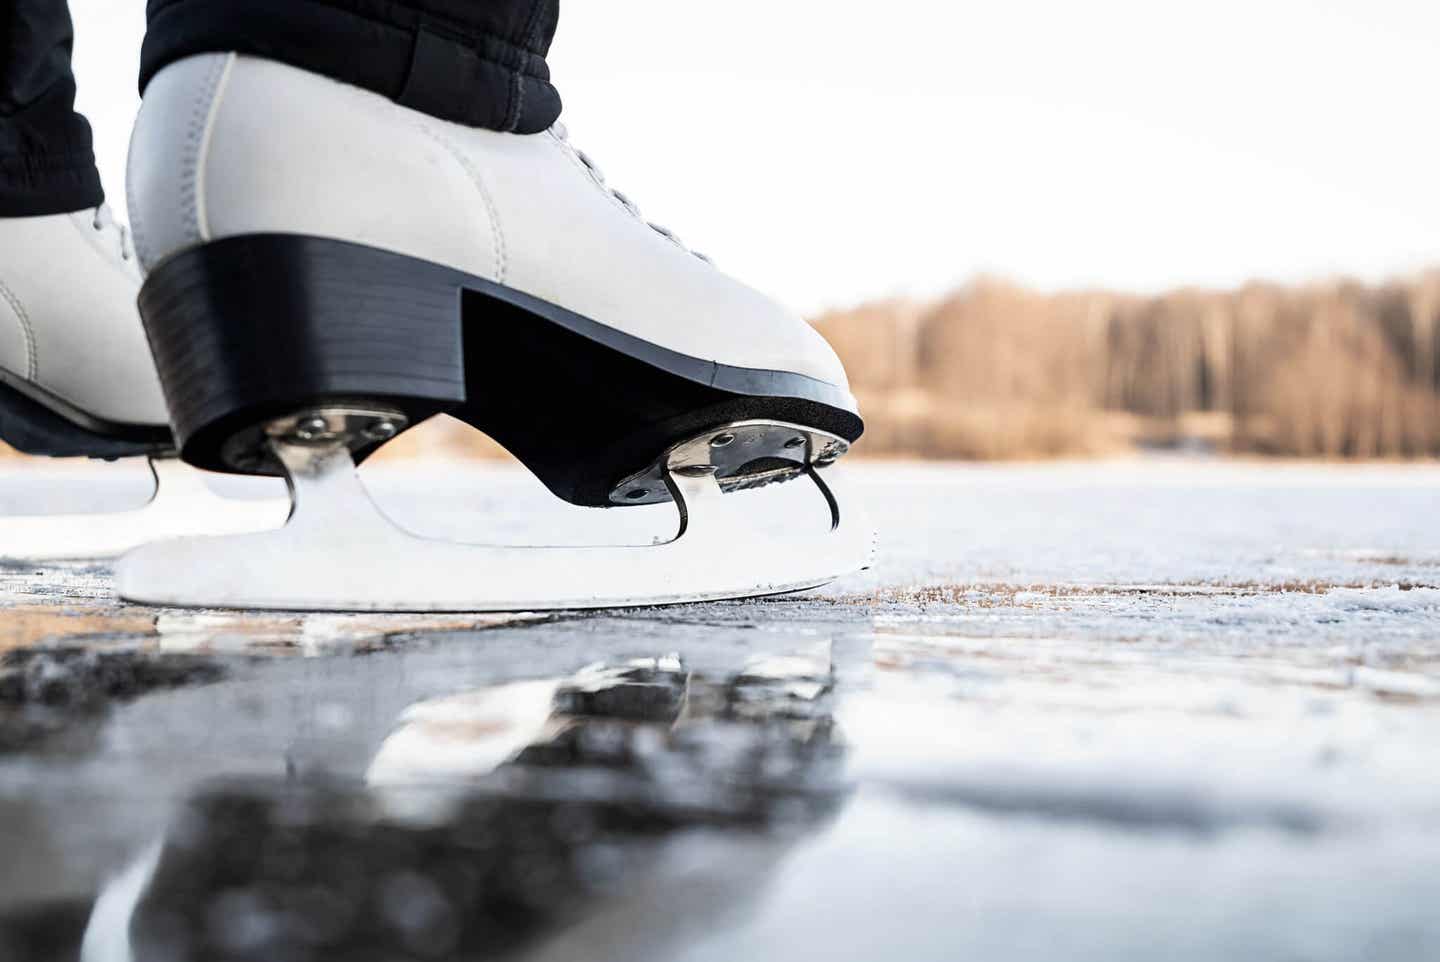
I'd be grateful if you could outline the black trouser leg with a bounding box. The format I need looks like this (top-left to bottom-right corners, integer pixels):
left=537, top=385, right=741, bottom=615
left=2, top=1, right=560, bottom=217
left=141, top=0, right=563, bottom=133
left=0, top=0, right=104, bottom=216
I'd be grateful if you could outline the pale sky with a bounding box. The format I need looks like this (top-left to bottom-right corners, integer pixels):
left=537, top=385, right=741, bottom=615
left=70, top=0, right=1440, bottom=314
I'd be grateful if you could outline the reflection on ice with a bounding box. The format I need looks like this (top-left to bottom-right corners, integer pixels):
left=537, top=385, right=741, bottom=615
left=367, top=679, right=564, bottom=796
left=83, top=647, right=847, bottom=961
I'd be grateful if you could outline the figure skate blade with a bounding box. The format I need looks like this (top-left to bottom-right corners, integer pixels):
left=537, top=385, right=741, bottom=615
left=117, top=435, right=873, bottom=612
left=0, top=459, right=288, bottom=561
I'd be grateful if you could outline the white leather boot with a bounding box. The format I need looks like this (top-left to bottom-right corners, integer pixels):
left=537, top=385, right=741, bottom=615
left=0, top=208, right=285, bottom=559
left=0, top=207, right=168, bottom=457
left=119, top=53, right=871, bottom=611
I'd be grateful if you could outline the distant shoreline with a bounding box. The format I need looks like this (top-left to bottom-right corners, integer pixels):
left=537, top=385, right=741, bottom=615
left=814, top=274, right=1440, bottom=461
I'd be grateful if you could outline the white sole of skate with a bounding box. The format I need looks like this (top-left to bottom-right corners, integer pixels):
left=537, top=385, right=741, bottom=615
left=116, top=417, right=874, bottom=612
left=0, top=458, right=288, bottom=561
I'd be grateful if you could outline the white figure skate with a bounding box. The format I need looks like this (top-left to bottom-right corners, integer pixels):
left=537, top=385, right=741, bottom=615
left=117, top=54, right=872, bottom=611
left=0, top=209, right=283, bottom=560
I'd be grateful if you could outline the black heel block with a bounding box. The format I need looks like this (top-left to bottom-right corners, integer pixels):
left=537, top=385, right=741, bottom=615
left=138, top=235, right=468, bottom=475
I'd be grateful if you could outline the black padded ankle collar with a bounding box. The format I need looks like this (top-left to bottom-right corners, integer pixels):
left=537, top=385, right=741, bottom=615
left=140, top=0, right=562, bottom=134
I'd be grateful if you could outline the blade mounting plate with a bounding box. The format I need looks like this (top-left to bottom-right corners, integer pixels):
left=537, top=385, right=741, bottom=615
left=609, top=420, right=849, bottom=506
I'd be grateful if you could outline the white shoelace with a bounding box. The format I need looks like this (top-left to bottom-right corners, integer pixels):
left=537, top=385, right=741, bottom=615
left=552, top=123, right=711, bottom=264
left=90, top=203, right=134, bottom=263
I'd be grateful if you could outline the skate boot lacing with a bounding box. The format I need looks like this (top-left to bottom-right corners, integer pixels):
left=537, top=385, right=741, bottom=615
left=552, top=123, right=713, bottom=264
left=90, top=204, right=134, bottom=263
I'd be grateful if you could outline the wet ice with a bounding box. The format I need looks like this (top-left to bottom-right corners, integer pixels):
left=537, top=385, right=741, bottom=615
left=0, top=459, right=1436, bottom=960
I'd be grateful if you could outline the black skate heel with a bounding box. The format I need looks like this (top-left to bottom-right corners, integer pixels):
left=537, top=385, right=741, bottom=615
left=140, top=234, right=863, bottom=505
left=138, top=235, right=467, bottom=476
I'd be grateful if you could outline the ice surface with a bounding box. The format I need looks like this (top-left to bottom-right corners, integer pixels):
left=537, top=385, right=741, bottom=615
left=0, top=457, right=1436, bottom=960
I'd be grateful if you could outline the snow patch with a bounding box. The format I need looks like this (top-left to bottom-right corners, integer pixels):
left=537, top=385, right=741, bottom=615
left=1323, top=586, right=1440, bottom=613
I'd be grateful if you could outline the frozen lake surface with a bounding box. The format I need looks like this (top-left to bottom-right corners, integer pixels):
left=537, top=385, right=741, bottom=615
left=0, top=458, right=1437, bottom=961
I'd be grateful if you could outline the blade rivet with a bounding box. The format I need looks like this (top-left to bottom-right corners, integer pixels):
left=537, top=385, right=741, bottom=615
left=709, top=433, right=736, bottom=448
left=364, top=420, right=398, bottom=442
left=784, top=436, right=806, bottom=449
left=674, top=464, right=717, bottom=477
left=295, top=416, right=329, bottom=441
left=626, top=488, right=649, bottom=500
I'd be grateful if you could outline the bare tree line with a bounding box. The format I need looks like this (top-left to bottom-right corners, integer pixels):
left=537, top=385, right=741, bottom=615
left=814, top=273, right=1440, bottom=459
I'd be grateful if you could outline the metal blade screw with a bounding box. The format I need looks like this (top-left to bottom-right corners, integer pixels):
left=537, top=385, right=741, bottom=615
left=363, top=420, right=398, bottom=442
left=295, top=416, right=330, bottom=441
left=710, top=433, right=736, bottom=447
